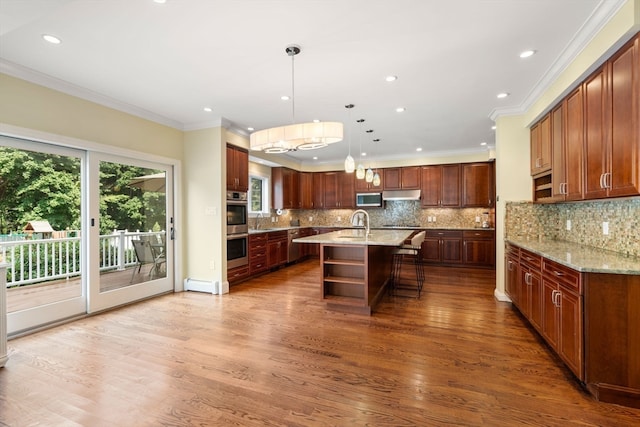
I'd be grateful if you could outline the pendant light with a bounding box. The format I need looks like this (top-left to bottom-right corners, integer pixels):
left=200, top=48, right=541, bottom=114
left=372, top=138, right=381, bottom=186
left=344, top=104, right=355, bottom=173
left=250, top=45, right=343, bottom=153
left=365, top=129, right=374, bottom=182
left=356, top=119, right=365, bottom=179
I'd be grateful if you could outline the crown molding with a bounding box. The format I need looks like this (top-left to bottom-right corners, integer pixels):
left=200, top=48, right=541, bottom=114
left=0, top=59, right=184, bottom=130
left=490, top=0, right=628, bottom=122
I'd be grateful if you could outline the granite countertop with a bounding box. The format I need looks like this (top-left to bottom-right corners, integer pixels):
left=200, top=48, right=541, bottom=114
left=506, top=238, right=640, bottom=275
left=293, top=228, right=413, bottom=247
left=249, top=225, right=494, bottom=234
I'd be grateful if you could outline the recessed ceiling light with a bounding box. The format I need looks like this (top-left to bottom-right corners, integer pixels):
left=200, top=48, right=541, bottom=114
left=153, top=0, right=167, bottom=3
left=361, top=152, right=367, bottom=157
left=396, top=107, right=406, bottom=113
left=480, top=142, right=487, bottom=146
left=385, top=75, right=398, bottom=82
left=497, top=92, right=510, bottom=99
left=313, top=119, right=320, bottom=123
left=520, top=50, right=536, bottom=58
left=281, top=95, right=290, bottom=101
left=491, top=125, right=496, bottom=130
left=247, top=127, right=254, bottom=131
left=203, top=107, right=212, bottom=112
left=42, top=34, right=61, bottom=44
left=416, top=147, right=423, bottom=152
left=313, top=156, right=318, bottom=160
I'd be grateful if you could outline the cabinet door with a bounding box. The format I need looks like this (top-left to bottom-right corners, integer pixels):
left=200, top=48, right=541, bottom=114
left=441, top=237, right=463, bottom=264
left=235, top=148, right=249, bottom=192
left=421, top=238, right=441, bottom=262
left=558, top=287, right=583, bottom=379
left=401, top=166, right=421, bottom=189
left=528, top=271, right=543, bottom=331
left=532, top=114, right=552, bottom=175
left=551, top=104, right=566, bottom=200
left=564, top=88, right=585, bottom=201
left=383, top=168, right=401, bottom=190
left=441, top=164, right=461, bottom=207
left=583, top=66, right=609, bottom=200
left=323, top=172, right=339, bottom=208
left=299, top=172, right=313, bottom=209
left=462, top=162, right=493, bottom=207
left=463, top=238, right=495, bottom=266
left=312, top=173, right=324, bottom=209
left=226, top=145, right=235, bottom=191
left=420, top=166, right=441, bottom=207
left=541, top=279, right=559, bottom=349
left=608, top=36, right=640, bottom=197
left=339, top=171, right=355, bottom=208
left=505, top=255, right=520, bottom=305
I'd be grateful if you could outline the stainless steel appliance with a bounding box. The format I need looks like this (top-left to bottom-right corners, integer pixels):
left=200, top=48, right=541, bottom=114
left=227, top=233, right=248, bottom=269
left=287, top=228, right=301, bottom=263
left=356, top=192, right=383, bottom=207
left=227, top=191, right=248, bottom=235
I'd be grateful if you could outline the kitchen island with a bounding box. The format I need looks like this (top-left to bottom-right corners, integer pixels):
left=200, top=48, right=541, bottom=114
left=293, top=228, right=413, bottom=315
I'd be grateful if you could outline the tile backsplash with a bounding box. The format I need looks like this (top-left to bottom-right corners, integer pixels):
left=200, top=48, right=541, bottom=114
left=255, top=201, right=494, bottom=230
left=505, top=198, right=640, bottom=257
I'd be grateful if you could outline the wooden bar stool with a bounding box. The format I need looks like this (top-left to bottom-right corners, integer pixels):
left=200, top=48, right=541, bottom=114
left=390, top=231, right=426, bottom=298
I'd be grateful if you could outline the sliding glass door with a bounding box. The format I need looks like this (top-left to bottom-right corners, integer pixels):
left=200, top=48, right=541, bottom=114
left=87, top=153, right=174, bottom=313
left=1, top=137, right=86, bottom=334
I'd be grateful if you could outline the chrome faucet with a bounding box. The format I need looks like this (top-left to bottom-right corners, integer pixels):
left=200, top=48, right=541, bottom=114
left=350, top=209, right=371, bottom=237
left=255, top=212, right=264, bottom=229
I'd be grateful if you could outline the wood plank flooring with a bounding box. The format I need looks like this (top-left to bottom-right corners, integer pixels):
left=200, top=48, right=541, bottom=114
left=1, top=260, right=639, bottom=426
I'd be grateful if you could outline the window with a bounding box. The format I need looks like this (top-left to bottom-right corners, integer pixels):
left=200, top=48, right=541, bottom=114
left=249, top=175, right=269, bottom=214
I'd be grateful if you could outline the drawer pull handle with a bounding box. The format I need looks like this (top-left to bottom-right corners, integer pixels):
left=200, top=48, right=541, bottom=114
left=553, top=271, right=564, bottom=277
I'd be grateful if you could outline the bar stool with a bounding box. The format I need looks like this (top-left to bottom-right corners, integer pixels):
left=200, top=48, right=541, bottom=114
left=390, top=231, right=426, bottom=298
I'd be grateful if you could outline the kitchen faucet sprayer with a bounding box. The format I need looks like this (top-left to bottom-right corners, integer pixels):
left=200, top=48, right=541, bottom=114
left=350, top=209, right=371, bottom=237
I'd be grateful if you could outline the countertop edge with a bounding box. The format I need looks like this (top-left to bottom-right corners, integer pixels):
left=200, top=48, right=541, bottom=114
left=506, top=239, right=640, bottom=275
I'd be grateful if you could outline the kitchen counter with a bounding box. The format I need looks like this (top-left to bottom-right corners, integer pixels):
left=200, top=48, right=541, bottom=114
left=293, top=228, right=413, bottom=247
left=250, top=225, right=494, bottom=234
left=506, top=238, right=640, bottom=275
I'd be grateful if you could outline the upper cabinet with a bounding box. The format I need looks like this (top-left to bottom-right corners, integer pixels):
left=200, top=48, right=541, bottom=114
left=421, top=164, right=461, bottom=207
left=530, top=114, right=552, bottom=176
left=324, top=171, right=355, bottom=208
left=226, top=144, right=249, bottom=192
left=354, top=172, right=383, bottom=192
left=462, top=162, right=494, bottom=208
left=383, top=166, right=420, bottom=190
left=532, top=32, right=639, bottom=203
left=299, top=172, right=313, bottom=209
left=272, top=167, right=299, bottom=209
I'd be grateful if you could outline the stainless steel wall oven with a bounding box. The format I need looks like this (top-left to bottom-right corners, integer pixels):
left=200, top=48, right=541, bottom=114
left=227, top=191, right=248, bottom=235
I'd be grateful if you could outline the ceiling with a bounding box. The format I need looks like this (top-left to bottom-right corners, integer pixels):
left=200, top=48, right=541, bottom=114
left=0, top=0, right=625, bottom=167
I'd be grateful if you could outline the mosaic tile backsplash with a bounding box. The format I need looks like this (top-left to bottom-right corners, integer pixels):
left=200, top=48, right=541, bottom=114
left=505, top=198, right=640, bottom=257
left=255, top=201, right=495, bottom=230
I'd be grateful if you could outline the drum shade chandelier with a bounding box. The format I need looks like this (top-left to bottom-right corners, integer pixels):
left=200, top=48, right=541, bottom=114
left=250, top=45, right=343, bottom=153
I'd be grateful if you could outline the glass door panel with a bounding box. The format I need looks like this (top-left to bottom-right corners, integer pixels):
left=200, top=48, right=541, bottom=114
left=88, top=154, right=173, bottom=313
left=1, top=137, right=86, bottom=334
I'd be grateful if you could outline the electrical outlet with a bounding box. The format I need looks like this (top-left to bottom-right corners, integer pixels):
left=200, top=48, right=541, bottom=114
left=475, top=216, right=480, bottom=223
left=309, top=216, right=313, bottom=222
left=271, top=216, right=276, bottom=222
left=205, top=207, right=216, bottom=216
left=603, top=221, right=609, bottom=235
left=433, top=216, right=436, bottom=222
left=337, top=216, right=341, bottom=222
left=566, top=220, right=571, bottom=231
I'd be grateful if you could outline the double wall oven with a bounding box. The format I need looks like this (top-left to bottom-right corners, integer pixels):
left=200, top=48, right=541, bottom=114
left=226, top=191, right=249, bottom=269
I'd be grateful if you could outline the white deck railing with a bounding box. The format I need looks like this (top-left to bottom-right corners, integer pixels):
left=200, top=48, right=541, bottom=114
left=1, top=231, right=166, bottom=287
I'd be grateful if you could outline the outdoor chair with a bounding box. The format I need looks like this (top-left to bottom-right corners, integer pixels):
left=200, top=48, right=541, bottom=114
left=130, top=239, right=166, bottom=283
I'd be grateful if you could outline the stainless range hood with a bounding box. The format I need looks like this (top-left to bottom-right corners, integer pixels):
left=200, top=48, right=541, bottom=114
left=382, top=189, right=421, bottom=201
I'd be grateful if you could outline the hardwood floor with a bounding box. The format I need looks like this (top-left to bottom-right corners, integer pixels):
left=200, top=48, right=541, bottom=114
left=1, top=260, right=639, bottom=426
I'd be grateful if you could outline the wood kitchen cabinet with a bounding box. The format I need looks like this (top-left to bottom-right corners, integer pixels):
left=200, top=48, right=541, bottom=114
left=462, top=162, right=494, bottom=207
left=585, top=35, right=640, bottom=199
left=226, top=144, right=249, bottom=192
left=267, top=230, right=288, bottom=268
left=354, top=172, right=383, bottom=192
left=312, top=172, right=325, bottom=209
left=299, top=172, right=313, bottom=209
left=553, top=88, right=585, bottom=201
left=383, top=166, right=420, bottom=190
left=421, top=164, right=461, bottom=207
left=519, top=249, right=543, bottom=331
left=249, top=233, right=268, bottom=275
left=227, top=265, right=249, bottom=285
left=323, top=171, right=355, bottom=208
left=505, top=245, right=520, bottom=306
left=462, top=230, right=495, bottom=268
left=422, top=230, right=463, bottom=265
left=272, top=167, right=299, bottom=209
left=531, top=114, right=552, bottom=176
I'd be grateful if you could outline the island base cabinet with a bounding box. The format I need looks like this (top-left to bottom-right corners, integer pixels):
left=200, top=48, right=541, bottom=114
left=584, top=273, right=640, bottom=409
left=321, top=244, right=393, bottom=315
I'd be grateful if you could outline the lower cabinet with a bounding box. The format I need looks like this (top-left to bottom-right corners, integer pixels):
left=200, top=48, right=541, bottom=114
left=505, top=242, right=640, bottom=409
left=462, top=230, right=495, bottom=267
left=227, top=265, right=249, bottom=284
left=249, top=233, right=268, bottom=275
left=267, top=230, right=288, bottom=268
left=422, top=230, right=463, bottom=264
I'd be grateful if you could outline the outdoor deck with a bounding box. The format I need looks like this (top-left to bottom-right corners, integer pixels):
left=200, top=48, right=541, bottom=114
left=6, top=264, right=159, bottom=313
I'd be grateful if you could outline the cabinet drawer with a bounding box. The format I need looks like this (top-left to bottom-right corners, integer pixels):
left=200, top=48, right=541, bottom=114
left=249, top=234, right=268, bottom=244
left=250, top=251, right=266, bottom=261
left=228, top=265, right=249, bottom=282
left=463, top=230, right=494, bottom=239
left=505, top=243, right=520, bottom=257
left=426, top=230, right=463, bottom=238
left=520, top=249, right=542, bottom=270
left=543, top=258, right=581, bottom=293
left=268, top=230, right=288, bottom=241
